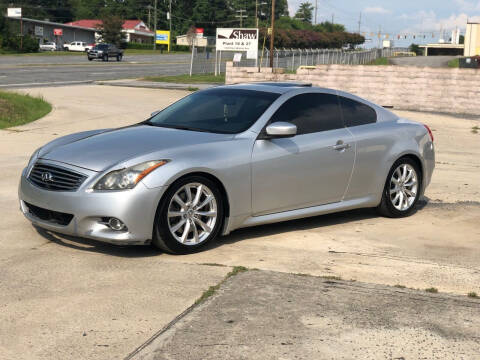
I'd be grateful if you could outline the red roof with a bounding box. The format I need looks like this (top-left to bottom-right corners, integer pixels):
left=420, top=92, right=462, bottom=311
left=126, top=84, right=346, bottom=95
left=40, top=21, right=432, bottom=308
left=65, top=19, right=152, bottom=33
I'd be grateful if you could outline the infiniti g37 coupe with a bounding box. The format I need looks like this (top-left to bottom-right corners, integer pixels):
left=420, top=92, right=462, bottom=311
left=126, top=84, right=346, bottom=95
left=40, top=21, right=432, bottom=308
left=19, top=83, right=435, bottom=254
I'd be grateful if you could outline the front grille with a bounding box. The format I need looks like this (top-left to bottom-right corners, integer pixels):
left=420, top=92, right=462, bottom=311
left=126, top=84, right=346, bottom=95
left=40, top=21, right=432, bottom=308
left=28, top=163, right=87, bottom=191
left=25, top=202, right=73, bottom=226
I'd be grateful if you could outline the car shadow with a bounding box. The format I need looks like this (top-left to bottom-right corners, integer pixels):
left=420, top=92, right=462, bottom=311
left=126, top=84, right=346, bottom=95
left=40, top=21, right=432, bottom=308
left=34, top=198, right=430, bottom=257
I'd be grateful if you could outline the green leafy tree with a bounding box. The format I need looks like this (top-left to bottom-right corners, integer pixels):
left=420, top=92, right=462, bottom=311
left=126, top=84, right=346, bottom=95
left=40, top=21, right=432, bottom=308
left=295, top=2, right=314, bottom=23
left=97, top=15, right=127, bottom=46
left=409, top=43, right=423, bottom=56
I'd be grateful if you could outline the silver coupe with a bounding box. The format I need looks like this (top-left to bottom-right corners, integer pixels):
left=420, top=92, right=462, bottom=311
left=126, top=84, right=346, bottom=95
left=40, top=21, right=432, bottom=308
left=19, top=83, right=435, bottom=254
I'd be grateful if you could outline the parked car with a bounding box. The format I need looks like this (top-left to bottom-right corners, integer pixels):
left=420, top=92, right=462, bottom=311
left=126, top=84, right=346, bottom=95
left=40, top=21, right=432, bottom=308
left=63, top=41, right=89, bottom=52
left=39, top=42, right=57, bottom=51
left=87, top=44, right=123, bottom=61
left=85, top=43, right=95, bottom=51
left=19, top=83, right=435, bottom=254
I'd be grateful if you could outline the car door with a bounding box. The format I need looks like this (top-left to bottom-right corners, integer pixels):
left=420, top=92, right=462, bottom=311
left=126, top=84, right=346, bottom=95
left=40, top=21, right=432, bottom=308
left=251, top=92, right=355, bottom=216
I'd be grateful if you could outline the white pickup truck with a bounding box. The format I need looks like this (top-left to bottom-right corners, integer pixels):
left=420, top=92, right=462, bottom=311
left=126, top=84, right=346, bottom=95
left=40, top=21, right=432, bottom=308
left=39, top=42, right=57, bottom=51
left=63, top=41, right=93, bottom=52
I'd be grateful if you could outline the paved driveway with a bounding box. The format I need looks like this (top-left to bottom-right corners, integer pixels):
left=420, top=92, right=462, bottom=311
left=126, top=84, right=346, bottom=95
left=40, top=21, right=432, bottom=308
left=0, top=85, right=479, bottom=359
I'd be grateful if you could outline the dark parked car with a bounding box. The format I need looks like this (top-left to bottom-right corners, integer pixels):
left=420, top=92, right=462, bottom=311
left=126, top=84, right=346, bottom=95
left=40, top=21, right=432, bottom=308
left=87, top=44, right=123, bottom=62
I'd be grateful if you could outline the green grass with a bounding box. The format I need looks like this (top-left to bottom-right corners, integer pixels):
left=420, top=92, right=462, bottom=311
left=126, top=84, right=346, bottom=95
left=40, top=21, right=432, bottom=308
left=0, top=50, right=83, bottom=56
left=124, top=49, right=189, bottom=55
left=394, top=284, right=406, bottom=289
left=468, top=292, right=478, bottom=298
left=143, top=73, right=225, bottom=84
left=425, top=287, right=439, bottom=293
left=195, top=266, right=248, bottom=304
left=369, top=57, right=390, bottom=65
left=471, top=126, right=479, bottom=134
left=0, top=91, right=52, bottom=129
left=448, top=58, right=460, bottom=68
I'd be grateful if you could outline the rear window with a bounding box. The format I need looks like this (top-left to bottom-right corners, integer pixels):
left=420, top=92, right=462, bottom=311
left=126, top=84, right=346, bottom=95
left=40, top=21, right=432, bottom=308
left=339, top=96, right=377, bottom=127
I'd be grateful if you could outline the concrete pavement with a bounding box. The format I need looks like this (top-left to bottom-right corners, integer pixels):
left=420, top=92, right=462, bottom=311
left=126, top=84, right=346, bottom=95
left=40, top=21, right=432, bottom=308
left=0, top=85, right=479, bottom=359
left=133, top=270, right=480, bottom=360
left=389, top=55, right=459, bottom=67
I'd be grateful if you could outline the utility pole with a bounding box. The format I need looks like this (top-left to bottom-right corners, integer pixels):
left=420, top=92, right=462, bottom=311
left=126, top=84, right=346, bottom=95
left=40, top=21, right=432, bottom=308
left=256, top=0, right=258, bottom=28
left=169, top=0, right=172, bottom=36
left=147, top=5, right=153, bottom=29
left=269, top=0, right=275, bottom=68
left=314, top=0, right=317, bottom=25
left=153, top=0, right=157, bottom=50
left=331, top=13, right=334, bottom=23
left=236, top=9, right=247, bottom=27
left=358, top=12, right=362, bottom=34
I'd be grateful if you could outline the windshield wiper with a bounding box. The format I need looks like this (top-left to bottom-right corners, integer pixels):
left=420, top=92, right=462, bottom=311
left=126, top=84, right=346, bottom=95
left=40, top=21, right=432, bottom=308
left=142, top=122, right=216, bottom=133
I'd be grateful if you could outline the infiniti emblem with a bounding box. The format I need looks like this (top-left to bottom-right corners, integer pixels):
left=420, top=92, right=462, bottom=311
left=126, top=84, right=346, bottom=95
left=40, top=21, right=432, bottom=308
left=41, top=172, right=54, bottom=182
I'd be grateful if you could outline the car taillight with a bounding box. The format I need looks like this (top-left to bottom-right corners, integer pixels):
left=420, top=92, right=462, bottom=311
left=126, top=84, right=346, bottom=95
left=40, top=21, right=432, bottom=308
left=424, top=124, right=434, bottom=142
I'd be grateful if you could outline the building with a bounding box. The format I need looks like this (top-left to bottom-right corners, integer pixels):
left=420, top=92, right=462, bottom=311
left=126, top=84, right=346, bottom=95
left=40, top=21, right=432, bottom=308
left=419, top=43, right=465, bottom=56
left=65, top=19, right=154, bottom=44
left=464, top=22, right=480, bottom=56
left=5, top=16, right=96, bottom=46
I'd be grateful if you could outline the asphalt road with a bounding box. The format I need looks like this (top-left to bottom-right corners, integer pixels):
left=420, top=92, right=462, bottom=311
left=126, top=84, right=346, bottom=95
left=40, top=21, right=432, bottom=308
left=389, top=55, right=459, bottom=67
left=0, top=53, right=192, bottom=88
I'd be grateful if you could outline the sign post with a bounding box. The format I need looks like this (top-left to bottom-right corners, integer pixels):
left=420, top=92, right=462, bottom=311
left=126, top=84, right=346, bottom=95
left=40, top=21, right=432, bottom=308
left=156, top=30, right=171, bottom=52
left=215, top=28, right=259, bottom=72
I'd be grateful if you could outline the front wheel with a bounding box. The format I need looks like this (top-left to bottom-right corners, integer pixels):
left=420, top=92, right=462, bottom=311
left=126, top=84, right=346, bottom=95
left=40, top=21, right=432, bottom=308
left=116, top=54, right=122, bottom=61
left=152, top=176, right=224, bottom=254
left=377, top=157, right=422, bottom=218
left=103, top=54, right=109, bottom=62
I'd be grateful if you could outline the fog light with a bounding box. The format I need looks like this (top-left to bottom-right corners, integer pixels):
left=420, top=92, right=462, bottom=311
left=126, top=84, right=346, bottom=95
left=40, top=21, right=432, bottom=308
left=107, top=217, right=127, bottom=231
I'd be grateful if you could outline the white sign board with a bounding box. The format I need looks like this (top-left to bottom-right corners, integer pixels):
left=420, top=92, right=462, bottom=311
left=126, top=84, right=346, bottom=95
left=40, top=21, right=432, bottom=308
left=7, top=8, right=22, bottom=17
left=233, top=53, right=242, bottom=62
left=216, top=28, right=258, bottom=60
left=35, top=26, right=44, bottom=37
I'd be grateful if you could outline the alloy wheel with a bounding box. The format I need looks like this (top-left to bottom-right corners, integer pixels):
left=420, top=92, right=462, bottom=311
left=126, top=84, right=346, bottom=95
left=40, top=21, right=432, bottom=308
left=389, top=163, right=418, bottom=211
left=167, top=182, right=218, bottom=245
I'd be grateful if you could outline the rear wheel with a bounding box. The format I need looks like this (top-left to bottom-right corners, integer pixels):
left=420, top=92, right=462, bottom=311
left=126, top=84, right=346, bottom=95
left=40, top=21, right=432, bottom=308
left=377, top=157, right=422, bottom=217
left=103, top=54, right=109, bottom=62
left=116, top=54, right=122, bottom=61
left=152, top=176, right=224, bottom=254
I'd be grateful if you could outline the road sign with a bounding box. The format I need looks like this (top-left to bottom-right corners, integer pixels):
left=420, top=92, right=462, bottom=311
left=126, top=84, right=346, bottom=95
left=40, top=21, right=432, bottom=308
left=156, top=30, right=170, bottom=52
left=35, top=26, right=43, bottom=37
left=216, top=28, right=259, bottom=59
left=7, top=8, right=22, bottom=17
left=53, top=29, right=63, bottom=36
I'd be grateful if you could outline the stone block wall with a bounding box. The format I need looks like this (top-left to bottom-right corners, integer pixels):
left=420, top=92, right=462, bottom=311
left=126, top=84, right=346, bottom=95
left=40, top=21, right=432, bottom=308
left=225, top=62, right=480, bottom=116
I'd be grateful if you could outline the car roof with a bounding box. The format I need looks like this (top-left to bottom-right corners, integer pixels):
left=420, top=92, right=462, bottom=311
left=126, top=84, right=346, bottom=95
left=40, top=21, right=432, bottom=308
left=216, top=82, right=341, bottom=95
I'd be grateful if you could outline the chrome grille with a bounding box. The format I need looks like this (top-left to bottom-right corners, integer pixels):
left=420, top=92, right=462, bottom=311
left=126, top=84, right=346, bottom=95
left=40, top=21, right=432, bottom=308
left=28, top=163, right=87, bottom=191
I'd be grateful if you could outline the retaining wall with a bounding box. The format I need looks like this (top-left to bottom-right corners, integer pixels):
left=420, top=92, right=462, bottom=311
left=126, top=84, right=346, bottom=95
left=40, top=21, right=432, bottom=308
left=225, top=62, right=480, bottom=116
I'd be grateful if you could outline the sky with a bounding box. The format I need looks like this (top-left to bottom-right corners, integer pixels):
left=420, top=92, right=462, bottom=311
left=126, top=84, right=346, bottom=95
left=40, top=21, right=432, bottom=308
left=288, top=0, right=480, bottom=47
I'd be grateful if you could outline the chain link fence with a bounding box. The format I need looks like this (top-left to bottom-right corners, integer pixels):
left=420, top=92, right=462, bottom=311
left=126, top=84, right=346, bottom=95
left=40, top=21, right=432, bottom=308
left=190, top=47, right=410, bottom=74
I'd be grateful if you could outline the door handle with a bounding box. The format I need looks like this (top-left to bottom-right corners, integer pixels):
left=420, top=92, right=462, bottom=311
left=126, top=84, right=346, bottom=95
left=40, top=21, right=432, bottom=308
left=332, top=141, right=351, bottom=151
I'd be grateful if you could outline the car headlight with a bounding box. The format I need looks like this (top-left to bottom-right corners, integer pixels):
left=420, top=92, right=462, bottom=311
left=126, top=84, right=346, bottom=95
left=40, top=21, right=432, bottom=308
left=94, top=160, right=168, bottom=191
left=26, top=148, right=41, bottom=175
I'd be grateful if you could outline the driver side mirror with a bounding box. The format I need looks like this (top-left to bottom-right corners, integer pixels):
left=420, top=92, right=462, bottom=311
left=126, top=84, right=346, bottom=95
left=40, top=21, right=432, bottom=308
left=265, top=122, right=297, bottom=138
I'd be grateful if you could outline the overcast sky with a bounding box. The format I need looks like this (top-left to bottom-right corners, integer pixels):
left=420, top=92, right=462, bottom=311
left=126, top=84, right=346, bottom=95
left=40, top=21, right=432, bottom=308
left=288, top=0, right=480, bottom=46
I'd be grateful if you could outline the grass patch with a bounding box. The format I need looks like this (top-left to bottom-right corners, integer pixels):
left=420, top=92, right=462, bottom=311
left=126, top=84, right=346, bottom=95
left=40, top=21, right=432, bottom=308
left=471, top=126, right=479, bottom=134
left=468, top=292, right=478, bottom=298
left=0, top=50, right=83, bottom=56
left=195, top=266, right=248, bottom=304
left=369, top=57, right=389, bottom=65
left=394, top=284, right=406, bottom=289
left=124, top=49, right=188, bottom=55
left=200, top=263, right=227, bottom=267
left=187, top=86, right=199, bottom=92
left=448, top=58, right=460, bottom=68
left=0, top=91, right=52, bottom=129
left=425, top=287, right=438, bottom=293
left=143, top=73, right=225, bottom=84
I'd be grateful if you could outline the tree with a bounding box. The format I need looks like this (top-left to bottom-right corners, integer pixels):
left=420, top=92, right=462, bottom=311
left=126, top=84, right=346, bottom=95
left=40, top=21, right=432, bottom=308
left=295, top=2, right=314, bottom=23
left=409, top=43, right=423, bottom=56
left=97, top=15, right=127, bottom=46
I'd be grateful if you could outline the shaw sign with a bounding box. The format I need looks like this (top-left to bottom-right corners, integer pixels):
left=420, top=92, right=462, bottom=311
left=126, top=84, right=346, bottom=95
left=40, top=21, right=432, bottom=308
left=216, top=28, right=258, bottom=59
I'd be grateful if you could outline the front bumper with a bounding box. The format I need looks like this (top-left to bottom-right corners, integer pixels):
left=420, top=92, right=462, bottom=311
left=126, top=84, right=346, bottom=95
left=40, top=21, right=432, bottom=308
left=88, top=52, right=104, bottom=59
left=18, top=166, right=166, bottom=245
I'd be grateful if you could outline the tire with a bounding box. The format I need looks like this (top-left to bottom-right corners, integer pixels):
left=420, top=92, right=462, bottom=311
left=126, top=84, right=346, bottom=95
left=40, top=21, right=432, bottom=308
left=88, top=57, right=93, bottom=61
left=377, top=157, right=422, bottom=218
left=116, top=54, right=122, bottom=62
left=103, top=54, right=109, bottom=62
left=152, top=176, right=224, bottom=254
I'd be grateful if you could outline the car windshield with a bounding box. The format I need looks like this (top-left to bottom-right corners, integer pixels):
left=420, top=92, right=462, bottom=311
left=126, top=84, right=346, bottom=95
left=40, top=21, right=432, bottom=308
left=94, top=44, right=108, bottom=50
left=147, top=89, right=279, bottom=134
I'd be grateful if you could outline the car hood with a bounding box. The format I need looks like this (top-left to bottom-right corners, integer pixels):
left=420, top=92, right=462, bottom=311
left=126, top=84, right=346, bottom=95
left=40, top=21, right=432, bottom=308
left=40, top=125, right=233, bottom=172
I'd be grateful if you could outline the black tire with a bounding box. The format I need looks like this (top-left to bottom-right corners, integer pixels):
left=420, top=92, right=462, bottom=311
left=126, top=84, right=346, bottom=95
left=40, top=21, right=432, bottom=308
left=103, top=54, right=108, bottom=62
left=116, top=54, right=122, bottom=61
left=88, top=57, right=93, bottom=61
left=152, top=176, right=224, bottom=254
left=377, top=157, right=422, bottom=218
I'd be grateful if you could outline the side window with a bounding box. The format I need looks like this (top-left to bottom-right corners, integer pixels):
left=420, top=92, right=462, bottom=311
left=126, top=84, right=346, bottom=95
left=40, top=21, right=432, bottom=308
left=270, top=93, right=343, bottom=135
left=339, top=96, right=377, bottom=127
